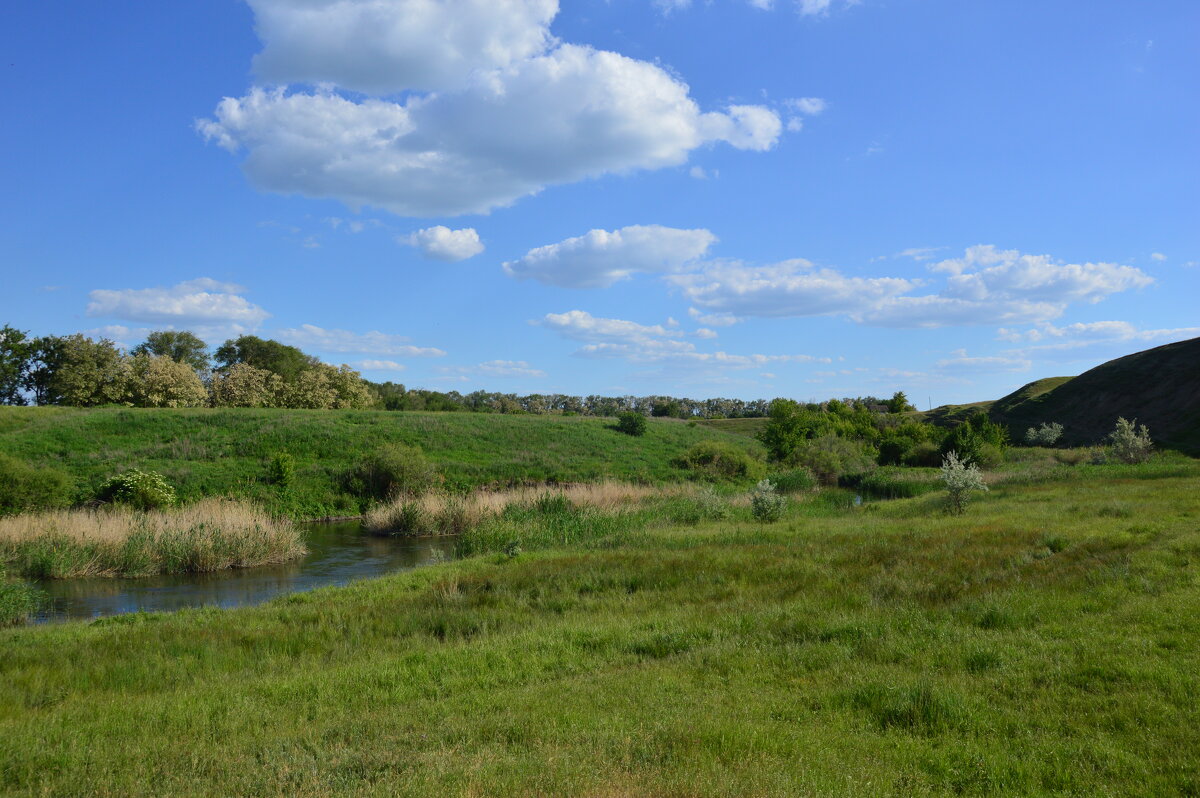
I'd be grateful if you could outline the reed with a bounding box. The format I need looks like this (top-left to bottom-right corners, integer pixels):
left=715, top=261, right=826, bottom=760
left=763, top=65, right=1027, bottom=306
left=0, top=499, right=305, bottom=579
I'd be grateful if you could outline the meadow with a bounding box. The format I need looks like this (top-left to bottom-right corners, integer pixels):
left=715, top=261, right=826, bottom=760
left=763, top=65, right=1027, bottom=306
left=1, top=456, right=1197, bottom=795
left=0, top=406, right=760, bottom=518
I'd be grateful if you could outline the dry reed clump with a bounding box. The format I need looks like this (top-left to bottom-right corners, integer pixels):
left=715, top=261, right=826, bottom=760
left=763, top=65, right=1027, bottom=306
left=364, top=481, right=683, bottom=535
left=0, top=499, right=305, bottom=579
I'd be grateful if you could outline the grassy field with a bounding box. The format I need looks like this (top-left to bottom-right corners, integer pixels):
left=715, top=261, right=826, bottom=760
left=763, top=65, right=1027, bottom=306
left=1, top=459, right=1197, bottom=795
left=0, top=407, right=762, bottom=518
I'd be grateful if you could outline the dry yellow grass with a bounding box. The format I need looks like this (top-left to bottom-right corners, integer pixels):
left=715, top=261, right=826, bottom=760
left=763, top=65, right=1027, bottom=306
left=365, top=481, right=690, bottom=533
left=0, top=499, right=305, bottom=578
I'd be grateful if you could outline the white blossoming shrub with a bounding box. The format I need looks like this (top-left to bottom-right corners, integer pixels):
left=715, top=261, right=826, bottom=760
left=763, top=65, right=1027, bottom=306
left=1025, top=422, right=1064, bottom=447
left=1108, top=417, right=1153, bottom=464
left=940, top=451, right=987, bottom=515
left=750, top=479, right=787, bottom=523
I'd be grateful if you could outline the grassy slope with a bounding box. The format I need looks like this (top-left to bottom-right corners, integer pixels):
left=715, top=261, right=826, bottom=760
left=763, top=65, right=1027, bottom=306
left=698, top=416, right=768, bottom=439
left=1, top=465, right=1197, bottom=796
left=0, top=407, right=762, bottom=517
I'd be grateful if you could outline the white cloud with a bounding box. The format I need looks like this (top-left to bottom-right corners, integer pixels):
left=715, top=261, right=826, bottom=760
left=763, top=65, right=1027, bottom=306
left=440, top=360, right=547, bottom=379
left=896, top=246, right=944, bottom=261
left=935, top=348, right=1032, bottom=373
left=668, top=245, right=1152, bottom=329
left=275, top=324, right=446, bottom=356
left=201, top=14, right=783, bottom=218
left=86, top=278, right=270, bottom=327
left=996, top=320, right=1200, bottom=352
left=403, top=226, right=484, bottom=261
left=537, top=309, right=827, bottom=367
left=670, top=259, right=913, bottom=318
left=687, top=307, right=739, bottom=327
left=784, top=97, right=826, bottom=115
left=797, top=0, right=857, bottom=15
left=504, top=225, right=717, bottom=288
left=694, top=328, right=718, bottom=339
left=248, top=0, right=558, bottom=94
left=355, top=359, right=408, bottom=371
left=1151, top=252, right=1167, bottom=262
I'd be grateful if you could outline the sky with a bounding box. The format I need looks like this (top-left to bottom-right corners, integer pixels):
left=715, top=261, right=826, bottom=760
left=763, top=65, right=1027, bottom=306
left=2, top=0, right=1197, bottom=407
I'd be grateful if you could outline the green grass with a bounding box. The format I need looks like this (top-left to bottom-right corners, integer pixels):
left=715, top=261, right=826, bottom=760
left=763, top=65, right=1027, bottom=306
left=0, top=407, right=763, bottom=518
left=1, top=462, right=1198, bottom=795
left=0, top=570, right=42, bottom=627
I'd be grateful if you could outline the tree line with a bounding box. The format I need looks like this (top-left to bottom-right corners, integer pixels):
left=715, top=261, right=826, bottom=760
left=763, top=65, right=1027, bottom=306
left=0, top=324, right=915, bottom=418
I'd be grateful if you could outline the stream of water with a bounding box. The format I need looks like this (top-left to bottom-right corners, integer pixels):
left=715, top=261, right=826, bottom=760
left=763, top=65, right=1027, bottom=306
left=30, top=520, right=457, bottom=624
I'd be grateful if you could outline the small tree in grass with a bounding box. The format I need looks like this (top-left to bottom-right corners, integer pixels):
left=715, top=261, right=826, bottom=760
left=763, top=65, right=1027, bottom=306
left=750, top=479, right=787, bottom=522
left=1108, top=417, right=1152, bottom=464
left=941, top=451, right=987, bottom=515
left=616, top=411, right=647, bottom=436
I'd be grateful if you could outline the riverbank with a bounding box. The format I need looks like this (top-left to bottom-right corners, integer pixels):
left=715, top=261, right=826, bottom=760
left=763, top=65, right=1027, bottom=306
left=1, top=465, right=1197, bottom=795
left=0, top=499, right=304, bottom=579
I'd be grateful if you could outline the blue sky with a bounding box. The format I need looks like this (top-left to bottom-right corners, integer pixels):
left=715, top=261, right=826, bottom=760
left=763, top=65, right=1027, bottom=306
left=2, top=0, right=1196, bottom=406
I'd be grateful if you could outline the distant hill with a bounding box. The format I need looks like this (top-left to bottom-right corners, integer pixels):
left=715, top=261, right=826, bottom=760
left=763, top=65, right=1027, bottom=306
left=924, top=337, right=1200, bottom=455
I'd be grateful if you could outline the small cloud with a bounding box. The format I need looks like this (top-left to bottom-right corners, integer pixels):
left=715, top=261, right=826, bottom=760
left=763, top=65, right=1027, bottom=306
left=401, top=226, right=485, bottom=262
left=439, top=360, right=547, bottom=379
left=896, top=246, right=945, bottom=262
left=354, top=359, right=407, bottom=371
left=275, top=324, right=445, bottom=357
left=689, top=166, right=709, bottom=180
left=786, top=118, right=804, bottom=132
left=760, top=372, right=776, bottom=379
left=1150, top=252, right=1167, bottom=262
left=86, top=278, right=270, bottom=327
left=687, top=307, right=739, bottom=327
left=694, top=328, right=718, bottom=339
left=784, top=97, right=827, bottom=115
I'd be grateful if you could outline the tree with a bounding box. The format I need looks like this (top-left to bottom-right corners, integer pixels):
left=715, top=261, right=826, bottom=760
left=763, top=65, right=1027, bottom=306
left=885, top=391, right=914, bottom=414
left=616, top=411, right=647, bottom=436
left=34, top=334, right=128, bottom=406
left=125, top=353, right=208, bottom=407
left=0, top=325, right=33, bottom=405
left=132, top=330, right=209, bottom=372
left=756, top=399, right=827, bottom=461
left=209, top=362, right=282, bottom=408
left=214, top=336, right=317, bottom=382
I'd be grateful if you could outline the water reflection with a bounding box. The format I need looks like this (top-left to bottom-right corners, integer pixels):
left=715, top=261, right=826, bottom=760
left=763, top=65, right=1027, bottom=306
left=31, top=521, right=456, bottom=624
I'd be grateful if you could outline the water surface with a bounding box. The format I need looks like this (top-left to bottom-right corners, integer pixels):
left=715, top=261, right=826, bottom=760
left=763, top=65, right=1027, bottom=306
left=32, top=520, right=456, bottom=623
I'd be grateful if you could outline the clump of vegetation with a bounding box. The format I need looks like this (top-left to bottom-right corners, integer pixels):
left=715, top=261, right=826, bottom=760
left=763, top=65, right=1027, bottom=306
left=0, top=562, right=43, bottom=626
left=266, top=452, right=296, bottom=489
left=940, top=412, right=1008, bottom=467
left=347, top=443, right=438, bottom=500
left=1108, top=417, right=1153, bottom=464
left=940, top=451, right=987, bottom=514
left=766, top=467, right=816, bottom=494
left=1025, top=422, right=1064, bottom=447
left=616, top=411, right=647, bottom=436
left=786, top=434, right=876, bottom=486
left=750, top=479, right=787, bottom=522
left=0, top=453, right=74, bottom=516
left=97, top=469, right=176, bottom=511
left=0, top=499, right=303, bottom=578
left=673, top=440, right=765, bottom=482
left=664, top=486, right=732, bottom=525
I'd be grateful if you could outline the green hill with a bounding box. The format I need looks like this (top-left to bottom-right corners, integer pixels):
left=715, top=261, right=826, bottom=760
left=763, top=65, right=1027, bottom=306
left=924, top=338, right=1200, bottom=455
left=0, top=407, right=764, bottom=518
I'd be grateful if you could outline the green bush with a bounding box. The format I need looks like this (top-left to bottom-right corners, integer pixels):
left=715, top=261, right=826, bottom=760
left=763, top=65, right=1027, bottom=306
left=673, top=441, right=765, bottom=482
left=348, top=443, right=438, bottom=500
left=766, top=468, right=816, bottom=494
left=267, top=452, right=296, bottom=489
left=786, top=435, right=876, bottom=485
left=902, top=441, right=943, bottom=468
left=1108, top=417, right=1153, bottom=464
left=0, top=567, right=43, bottom=626
left=97, top=469, right=176, bottom=511
left=0, top=453, right=74, bottom=516
left=616, top=411, right=647, bottom=437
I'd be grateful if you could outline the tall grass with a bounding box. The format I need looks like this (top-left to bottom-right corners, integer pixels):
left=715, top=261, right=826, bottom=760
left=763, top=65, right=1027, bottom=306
left=0, top=499, right=305, bottom=578
left=0, top=564, right=42, bottom=626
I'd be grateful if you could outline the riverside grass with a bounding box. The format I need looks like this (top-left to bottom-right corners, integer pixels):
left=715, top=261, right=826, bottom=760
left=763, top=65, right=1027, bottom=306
left=0, top=499, right=304, bottom=578
left=0, top=406, right=764, bottom=517
left=1, top=464, right=1198, bottom=795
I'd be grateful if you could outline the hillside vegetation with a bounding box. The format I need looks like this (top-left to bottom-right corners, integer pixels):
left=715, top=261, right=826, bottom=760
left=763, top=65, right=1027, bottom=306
left=1, top=463, right=1197, bottom=795
left=0, top=407, right=762, bottom=518
left=921, top=338, right=1200, bottom=455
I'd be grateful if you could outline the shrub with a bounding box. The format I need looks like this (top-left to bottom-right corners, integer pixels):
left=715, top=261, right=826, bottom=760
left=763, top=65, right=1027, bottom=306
left=673, top=441, right=765, bottom=482
left=267, top=452, right=296, bottom=488
left=1053, top=449, right=1089, bottom=466
left=767, top=467, right=816, bottom=494
left=664, top=487, right=731, bottom=524
left=0, top=565, right=43, bottom=626
left=1025, top=422, right=1064, bottom=447
left=0, top=454, right=74, bottom=516
left=1108, top=417, right=1153, bottom=464
left=786, top=435, right=876, bottom=486
left=97, top=469, right=176, bottom=511
left=348, top=443, right=438, bottom=500
left=616, top=411, right=647, bottom=436
left=750, top=479, right=787, bottom=523
left=902, top=441, right=943, bottom=468
left=940, top=451, right=987, bottom=515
